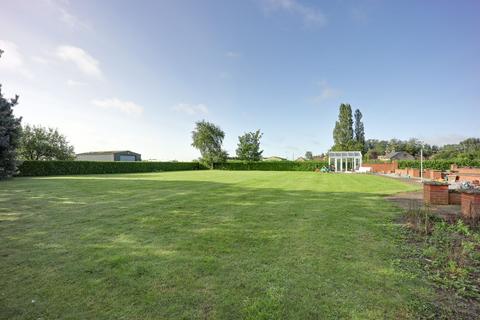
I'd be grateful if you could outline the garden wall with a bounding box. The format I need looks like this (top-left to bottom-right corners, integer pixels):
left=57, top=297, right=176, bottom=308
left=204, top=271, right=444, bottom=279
left=362, top=162, right=398, bottom=173
left=17, top=161, right=206, bottom=176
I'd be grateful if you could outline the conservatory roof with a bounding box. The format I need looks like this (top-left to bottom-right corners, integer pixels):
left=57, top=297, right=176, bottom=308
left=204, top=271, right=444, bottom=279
left=327, top=151, right=362, bottom=157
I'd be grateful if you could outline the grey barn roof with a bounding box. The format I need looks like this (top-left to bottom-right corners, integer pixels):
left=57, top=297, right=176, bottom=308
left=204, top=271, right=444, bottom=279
left=76, top=150, right=140, bottom=156
left=384, top=151, right=414, bottom=159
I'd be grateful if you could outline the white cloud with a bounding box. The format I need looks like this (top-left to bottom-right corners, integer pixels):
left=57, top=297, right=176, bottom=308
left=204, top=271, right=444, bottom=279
left=66, top=79, right=87, bottom=87
left=92, top=98, right=144, bottom=115
left=172, top=103, right=209, bottom=116
left=313, top=80, right=341, bottom=103
left=263, top=0, right=327, bottom=26
left=0, top=40, right=33, bottom=79
left=31, top=56, right=49, bottom=65
left=226, top=51, right=241, bottom=58
left=56, top=45, right=102, bottom=78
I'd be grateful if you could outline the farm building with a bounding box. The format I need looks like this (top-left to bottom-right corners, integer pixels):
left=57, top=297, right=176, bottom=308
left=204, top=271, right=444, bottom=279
left=76, top=150, right=141, bottom=162
left=263, top=156, right=287, bottom=161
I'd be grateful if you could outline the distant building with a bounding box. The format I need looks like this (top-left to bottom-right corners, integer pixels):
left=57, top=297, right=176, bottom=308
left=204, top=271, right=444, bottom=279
left=76, top=150, right=141, bottom=162
left=295, top=157, right=307, bottom=162
left=380, top=151, right=415, bottom=161
left=263, top=156, right=287, bottom=161
left=312, top=155, right=326, bottom=161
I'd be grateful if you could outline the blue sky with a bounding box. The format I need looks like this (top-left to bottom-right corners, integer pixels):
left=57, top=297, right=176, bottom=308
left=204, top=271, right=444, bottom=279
left=1, top=0, right=479, bottom=160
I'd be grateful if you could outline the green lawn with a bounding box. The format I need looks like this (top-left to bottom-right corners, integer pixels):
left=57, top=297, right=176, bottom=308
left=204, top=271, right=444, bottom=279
left=0, top=171, right=432, bottom=319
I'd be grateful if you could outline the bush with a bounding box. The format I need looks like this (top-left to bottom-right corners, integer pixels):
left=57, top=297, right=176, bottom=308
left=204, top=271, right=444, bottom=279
left=214, top=161, right=328, bottom=171
left=398, top=159, right=480, bottom=171
left=17, top=160, right=207, bottom=176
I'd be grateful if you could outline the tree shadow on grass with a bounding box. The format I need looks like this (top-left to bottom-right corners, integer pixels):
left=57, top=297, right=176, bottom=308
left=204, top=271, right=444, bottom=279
left=0, top=178, right=432, bottom=320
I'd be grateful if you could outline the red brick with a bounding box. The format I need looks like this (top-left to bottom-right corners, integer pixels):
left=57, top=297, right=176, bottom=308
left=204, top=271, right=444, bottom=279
left=461, top=192, right=480, bottom=219
left=424, top=183, right=449, bottom=205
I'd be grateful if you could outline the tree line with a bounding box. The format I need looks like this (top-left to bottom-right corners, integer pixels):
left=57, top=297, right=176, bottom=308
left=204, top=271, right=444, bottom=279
left=1, top=48, right=479, bottom=178
left=329, top=103, right=480, bottom=160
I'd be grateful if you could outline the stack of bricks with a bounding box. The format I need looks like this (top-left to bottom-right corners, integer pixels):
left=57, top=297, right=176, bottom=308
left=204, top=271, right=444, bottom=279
left=461, top=191, right=480, bottom=219
left=424, top=183, right=449, bottom=205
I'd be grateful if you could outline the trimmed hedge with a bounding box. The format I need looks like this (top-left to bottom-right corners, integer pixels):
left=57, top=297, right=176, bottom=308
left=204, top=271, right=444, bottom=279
left=214, top=161, right=329, bottom=171
left=398, top=159, right=480, bottom=171
left=17, top=160, right=207, bottom=176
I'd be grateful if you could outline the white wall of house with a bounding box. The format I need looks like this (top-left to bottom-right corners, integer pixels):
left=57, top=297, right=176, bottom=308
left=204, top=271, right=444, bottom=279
left=76, top=154, right=114, bottom=161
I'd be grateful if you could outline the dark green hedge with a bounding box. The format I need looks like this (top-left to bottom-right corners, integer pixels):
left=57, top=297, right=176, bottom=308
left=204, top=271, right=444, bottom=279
left=17, top=161, right=207, bottom=176
left=398, top=159, right=480, bottom=171
left=214, top=161, right=329, bottom=171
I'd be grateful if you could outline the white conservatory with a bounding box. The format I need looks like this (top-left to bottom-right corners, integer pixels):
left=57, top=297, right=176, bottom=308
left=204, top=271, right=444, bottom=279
left=328, top=151, right=362, bottom=172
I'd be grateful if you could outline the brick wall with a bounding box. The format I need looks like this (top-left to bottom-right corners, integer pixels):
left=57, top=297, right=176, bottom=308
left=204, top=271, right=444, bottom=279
left=423, top=169, right=442, bottom=180
left=449, top=190, right=461, bottom=205
left=457, top=167, right=480, bottom=175
left=408, top=168, right=421, bottom=178
left=363, top=161, right=398, bottom=173
left=461, top=192, right=480, bottom=219
left=424, top=184, right=449, bottom=205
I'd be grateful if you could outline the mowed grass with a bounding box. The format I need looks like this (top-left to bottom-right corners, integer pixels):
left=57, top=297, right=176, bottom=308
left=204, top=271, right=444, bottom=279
left=0, top=171, right=431, bottom=319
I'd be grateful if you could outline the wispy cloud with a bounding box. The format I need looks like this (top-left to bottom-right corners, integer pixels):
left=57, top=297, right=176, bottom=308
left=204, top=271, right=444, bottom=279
left=0, top=40, right=34, bottom=79
left=312, top=80, right=341, bottom=103
left=45, top=0, right=90, bottom=30
left=420, top=134, right=468, bottom=147
left=56, top=45, right=102, bottom=78
left=226, top=51, right=241, bottom=58
left=92, top=98, right=144, bottom=115
left=262, top=0, right=327, bottom=26
left=172, top=103, right=209, bottom=116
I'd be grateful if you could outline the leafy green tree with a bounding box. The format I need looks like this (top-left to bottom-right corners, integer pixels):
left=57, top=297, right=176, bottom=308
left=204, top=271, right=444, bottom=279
left=365, top=139, right=388, bottom=157
left=305, top=151, right=313, bottom=160
left=354, top=109, right=365, bottom=151
left=332, top=103, right=354, bottom=150
left=236, top=130, right=263, bottom=162
left=432, top=138, right=480, bottom=160
left=191, top=120, right=228, bottom=169
left=0, top=49, right=23, bottom=179
left=19, top=125, right=75, bottom=160
left=385, top=138, right=404, bottom=154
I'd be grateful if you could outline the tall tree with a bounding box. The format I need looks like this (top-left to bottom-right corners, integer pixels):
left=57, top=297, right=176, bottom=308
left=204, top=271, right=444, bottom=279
left=332, top=103, right=354, bottom=150
left=18, top=125, right=75, bottom=160
left=304, top=151, right=313, bottom=160
left=236, top=130, right=263, bottom=162
left=191, top=120, right=228, bottom=169
left=0, top=49, right=23, bottom=179
left=354, top=109, right=365, bottom=151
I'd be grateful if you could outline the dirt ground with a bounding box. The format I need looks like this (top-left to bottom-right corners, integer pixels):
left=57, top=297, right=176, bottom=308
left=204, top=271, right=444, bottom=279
left=380, top=174, right=462, bottom=221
